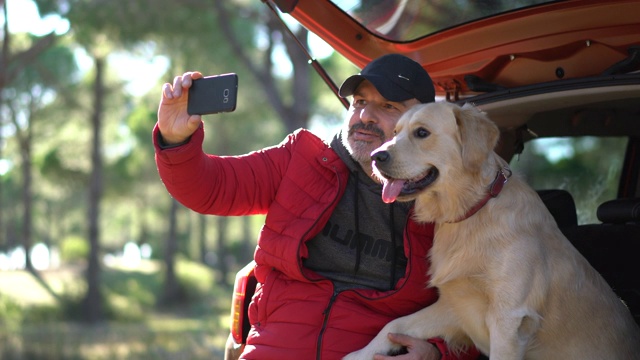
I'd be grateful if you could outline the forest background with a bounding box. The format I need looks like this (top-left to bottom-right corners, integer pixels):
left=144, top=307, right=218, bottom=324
left=1, top=0, right=353, bottom=358
left=0, top=0, right=620, bottom=359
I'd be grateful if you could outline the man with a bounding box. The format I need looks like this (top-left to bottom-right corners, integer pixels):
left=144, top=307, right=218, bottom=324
left=154, top=54, right=479, bottom=360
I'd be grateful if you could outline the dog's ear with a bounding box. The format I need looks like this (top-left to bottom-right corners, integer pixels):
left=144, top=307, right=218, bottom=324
left=454, top=103, right=500, bottom=172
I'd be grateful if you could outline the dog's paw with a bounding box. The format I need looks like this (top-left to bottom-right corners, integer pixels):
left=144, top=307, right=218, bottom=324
left=344, top=321, right=406, bottom=360
left=342, top=349, right=374, bottom=360
left=343, top=340, right=400, bottom=360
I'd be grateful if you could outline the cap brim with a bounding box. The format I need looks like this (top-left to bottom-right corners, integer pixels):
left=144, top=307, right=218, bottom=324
left=338, top=75, right=365, bottom=98
left=338, top=74, right=414, bottom=102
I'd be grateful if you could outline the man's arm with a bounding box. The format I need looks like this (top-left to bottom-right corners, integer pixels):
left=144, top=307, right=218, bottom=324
left=224, top=334, right=244, bottom=360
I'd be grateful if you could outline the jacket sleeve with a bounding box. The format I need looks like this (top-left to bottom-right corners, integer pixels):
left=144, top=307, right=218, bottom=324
left=428, top=338, right=481, bottom=360
left=153, top=122, right=294, bottom=216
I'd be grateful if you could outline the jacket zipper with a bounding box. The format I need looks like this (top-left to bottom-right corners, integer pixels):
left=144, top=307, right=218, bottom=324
left=292, top=160, right=342, bottom=360
left=316, top=289, right=339, bottom=360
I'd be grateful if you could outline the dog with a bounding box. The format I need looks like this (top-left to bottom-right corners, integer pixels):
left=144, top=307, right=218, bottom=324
left=344, top=102, right=640, bottom=359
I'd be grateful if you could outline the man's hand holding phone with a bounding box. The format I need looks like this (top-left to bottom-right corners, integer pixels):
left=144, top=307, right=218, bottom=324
left=158, top=71, right=238, bottom=146
left=158, top=71, right=204, bottom=146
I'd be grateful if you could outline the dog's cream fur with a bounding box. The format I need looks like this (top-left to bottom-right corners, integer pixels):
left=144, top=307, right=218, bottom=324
left=344, top=102, right=640, bottom=359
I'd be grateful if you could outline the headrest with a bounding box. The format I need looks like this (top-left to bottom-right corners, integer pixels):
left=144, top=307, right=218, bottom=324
left=537, top=189, right=578, bottom=228
left=597, top=198, right=640, bottom=224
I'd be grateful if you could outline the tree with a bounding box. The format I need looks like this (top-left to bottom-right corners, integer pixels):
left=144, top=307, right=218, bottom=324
left=82, top=54, right=106, bottom=322
left=1, top=30, right=76, bottom=271
left=512, top=137, right=627, bottom=223
left=0, top=0, right=58, bottom=259
left=5, top=0, right=346, bottom=309
left=62, top=0, right=322, bottom=302
left=212, top=1, right=313, bottom=133
left=158, top=198, right=185, bottom=305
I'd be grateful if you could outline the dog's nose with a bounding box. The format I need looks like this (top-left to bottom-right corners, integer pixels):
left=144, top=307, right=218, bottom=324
left=371, top=150, right=390, bottom=163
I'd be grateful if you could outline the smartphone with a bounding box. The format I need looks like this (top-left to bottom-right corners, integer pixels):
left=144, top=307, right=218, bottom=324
left=187, top=73, right=238, bottom=115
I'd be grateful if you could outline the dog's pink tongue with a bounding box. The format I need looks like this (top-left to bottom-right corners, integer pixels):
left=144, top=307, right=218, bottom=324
left=382, top=179, right=406, bottom=203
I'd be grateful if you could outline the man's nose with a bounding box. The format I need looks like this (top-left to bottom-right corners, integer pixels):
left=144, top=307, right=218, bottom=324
left=371, top=150, right=390, bottom=163
left=359, top=104, right=378, bottom=123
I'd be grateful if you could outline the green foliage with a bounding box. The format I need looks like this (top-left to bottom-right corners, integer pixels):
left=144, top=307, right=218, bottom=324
left=39, top=148, right=88, bottom=186
left=59, top=236, right=89, bottom=262
left=175, top=257, right=217, bottom=301
left=0, top=294, right=64, bottom=329
left=511, top=137, right=626, bottom=223
left=6, top=33, right=78, bottom=93
left=0, top=294, right=23, bottom=332
left=23, top=303, right=64, bottom=324
left=110, top=272, right=159, bottom=306
left=65, top=0, right=215, bottom=47
left=0, top=260, right=231, bottom=359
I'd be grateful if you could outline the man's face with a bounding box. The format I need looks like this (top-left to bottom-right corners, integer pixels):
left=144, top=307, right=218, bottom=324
left=343, top=80, right=421, bottom=166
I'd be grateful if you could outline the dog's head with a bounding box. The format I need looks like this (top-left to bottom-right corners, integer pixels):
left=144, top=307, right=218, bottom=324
left=372, top=102, right=500, bottom=220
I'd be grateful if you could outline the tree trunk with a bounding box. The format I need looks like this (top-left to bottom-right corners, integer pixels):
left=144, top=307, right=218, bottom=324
left=240, top=216, right=254, bottom=265
left=19, top=128, right=33, bottom=271
left=216, top=216, right=230, bottom=287
left=9, top=85, right=35, bottom=271
left=199, top=214, right=207, bottom=265
left=82, top=55, right=105, bottom=323
left=283, top=27, right=312, bottom=132
left=22, top=144, right=34, bottom=271
left=0, top=127, right=3, bottom=247
left=159, top=198, right=184, bottom=306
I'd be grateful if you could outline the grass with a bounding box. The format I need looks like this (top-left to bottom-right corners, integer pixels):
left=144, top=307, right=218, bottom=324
left=0, top=258, right=233, bottom=360
left=1, top=321, right=227, bottom=359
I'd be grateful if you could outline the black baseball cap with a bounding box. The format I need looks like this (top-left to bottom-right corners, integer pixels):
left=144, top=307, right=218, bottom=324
left=339, top=54, right=435, bottom=103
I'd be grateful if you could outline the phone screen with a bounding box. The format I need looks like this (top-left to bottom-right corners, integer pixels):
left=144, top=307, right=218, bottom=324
left=187, top=73, right=238, bottom=115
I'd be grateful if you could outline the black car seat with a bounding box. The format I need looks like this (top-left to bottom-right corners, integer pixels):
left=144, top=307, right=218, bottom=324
left=562, top=197, right=640, bottom=326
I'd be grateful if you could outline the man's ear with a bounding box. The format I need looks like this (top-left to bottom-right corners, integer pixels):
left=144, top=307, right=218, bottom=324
left=454, top=103, right=500, bottom=172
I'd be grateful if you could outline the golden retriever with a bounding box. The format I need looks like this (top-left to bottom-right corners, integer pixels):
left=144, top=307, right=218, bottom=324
left=344, top=102, right=640, bottom=359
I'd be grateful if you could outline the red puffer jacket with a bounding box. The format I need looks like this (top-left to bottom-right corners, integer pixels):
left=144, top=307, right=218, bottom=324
left=154, top=124, right=479, bottom=360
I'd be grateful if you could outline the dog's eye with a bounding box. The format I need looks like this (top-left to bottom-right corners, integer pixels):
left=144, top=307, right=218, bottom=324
left=414, top=127, right=430, bottom=138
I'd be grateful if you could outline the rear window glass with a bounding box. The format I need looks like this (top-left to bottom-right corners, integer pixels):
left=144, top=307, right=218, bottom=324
left=510, top=136, right=627, bottom=224
left=331, top=0, right=555, bottom=41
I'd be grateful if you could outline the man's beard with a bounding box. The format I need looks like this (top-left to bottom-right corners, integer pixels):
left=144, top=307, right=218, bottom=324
left=342, top=122, right=386, bottom=165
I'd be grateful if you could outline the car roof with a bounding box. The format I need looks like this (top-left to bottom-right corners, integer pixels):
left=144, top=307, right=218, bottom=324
left=276, top=0, right=640, bottom=98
